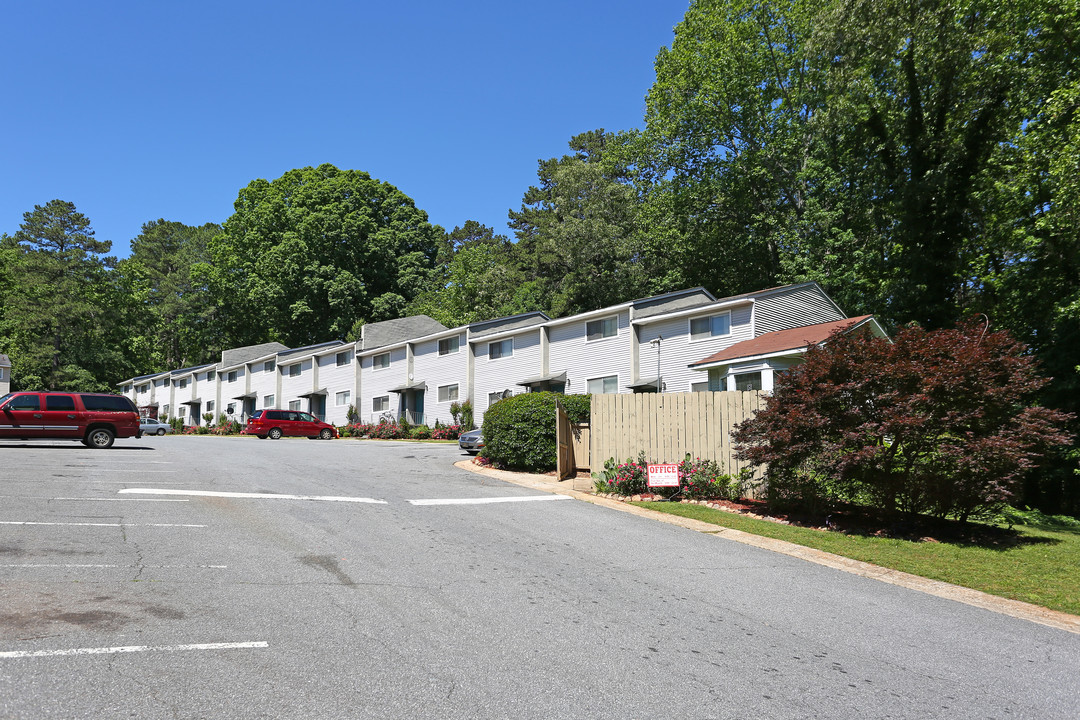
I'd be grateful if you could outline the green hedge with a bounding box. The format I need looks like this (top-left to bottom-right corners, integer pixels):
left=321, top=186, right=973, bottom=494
left=481, top=392, right=591, bottom=472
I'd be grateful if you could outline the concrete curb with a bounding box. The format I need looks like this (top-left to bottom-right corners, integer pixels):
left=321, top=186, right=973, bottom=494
left=456, top=460, right=1080, bottom=636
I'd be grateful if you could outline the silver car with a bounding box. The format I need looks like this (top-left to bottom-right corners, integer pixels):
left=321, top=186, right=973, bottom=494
left=458, top=428, right=484, bottom=455
left=139, top=418, right=172, bottom=436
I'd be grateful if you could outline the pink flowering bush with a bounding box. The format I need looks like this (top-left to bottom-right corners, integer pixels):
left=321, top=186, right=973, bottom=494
left=431, top=424, right=463, bottom=440
left=594, top=452, right=746, bottom=500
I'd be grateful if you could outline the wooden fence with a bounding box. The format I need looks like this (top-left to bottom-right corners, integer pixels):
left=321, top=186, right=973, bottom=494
left=588, top=391, right=765, bottom=475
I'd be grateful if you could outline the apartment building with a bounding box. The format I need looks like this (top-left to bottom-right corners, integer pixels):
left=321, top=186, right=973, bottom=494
left=119, top=283, right=879, bottom=427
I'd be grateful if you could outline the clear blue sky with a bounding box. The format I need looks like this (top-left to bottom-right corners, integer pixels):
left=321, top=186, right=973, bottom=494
left=1, top=0, right=690, bottom=258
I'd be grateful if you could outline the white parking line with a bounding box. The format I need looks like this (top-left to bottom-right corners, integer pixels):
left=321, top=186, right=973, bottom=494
left=408, top=495, right=573, bottom=506
left=0, top=564, right=227, bottom=569
left=118, top=489, right=387, bottom=504
left=52, top=498, right=190, bottom=502
left=0, top=522, right=206, bottom=528
left=0, top=641, right=268, bottom=659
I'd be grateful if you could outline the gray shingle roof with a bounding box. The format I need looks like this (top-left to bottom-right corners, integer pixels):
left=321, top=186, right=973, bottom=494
left=360, top=316, right=448, bottom=350
left=220, top=342, right=290, bottom=368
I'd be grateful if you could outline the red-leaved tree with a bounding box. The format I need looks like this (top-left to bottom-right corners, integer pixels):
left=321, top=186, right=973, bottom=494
left=733, top=320, right=1073, bottom=521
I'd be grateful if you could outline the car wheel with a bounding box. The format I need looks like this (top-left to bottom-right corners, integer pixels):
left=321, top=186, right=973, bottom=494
left=86, top=428, right=115, bottom=449
left=319, top=428, right=333, bottom=440
left=156, top=428, right=166, bottom=436
left=268, top=428, right=282, bottom=440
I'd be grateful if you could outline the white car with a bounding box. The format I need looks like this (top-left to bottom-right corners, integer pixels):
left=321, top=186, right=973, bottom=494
left=139, top=418, right=172, bottom=436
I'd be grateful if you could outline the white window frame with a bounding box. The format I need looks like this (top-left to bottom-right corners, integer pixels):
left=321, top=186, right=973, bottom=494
left=488, top=338, right=513, bottom=360
left=288, top=399, right=302, bottom=411
left=264, top=360, right=275, bottom=372
left=335, top=390, right=351, bottom=406
left=372, top=395, right=390, bottom=413
left=227, top=370, right=238, bottom=383
left=690, top=381, right=711, bottom=393
left=438, top=336, right=459, bottom=356
left=288, top=363, right=301, bottom=378
left=372, top=353, right=390, bottom=370
left=336, top=351, right=350, bottom=367
left=438, top=384, right=459, bottom=403
left=263, top=394, right=275, bottom=408
left=587, top=375, right=619, bottom=395
left=689, top=311, right=732, bottom=342
left=178, top=378, right=188, bottom=389
left=586, top=316, right=618, bottom=342
left=206, top=400, right=215, bottom=413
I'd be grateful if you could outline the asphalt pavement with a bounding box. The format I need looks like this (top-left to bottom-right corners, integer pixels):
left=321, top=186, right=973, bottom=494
left=1, top=435, right=1078, bottom=719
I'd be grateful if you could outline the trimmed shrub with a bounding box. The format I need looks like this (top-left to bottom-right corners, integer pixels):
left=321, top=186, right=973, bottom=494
left=410, top=424, right=432, bottom=440
left=481, top=392, right=591, bottom=472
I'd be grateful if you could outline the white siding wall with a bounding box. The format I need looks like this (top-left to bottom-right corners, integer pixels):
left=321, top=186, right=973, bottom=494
left=359, top=347, right=408, bottom=423
left=218, top=368, right=246, bottom=417
left=318, top=349, right=357, bottom=425
left=249, top=362, right=279, bottom=410
left=637, top=303, right=754, bottom=391
left=198, top=370, right=220, bottom=418
left=133, top=382, right=154, bottom=410
left=755, top=286, right=845, bottom=334
left=472, top=329, right=543, bottom=419
left=548, top=310, right=632, bottom=394
left=279, top=358, right=314, bottom=410
left=413, top=333, right=468, bottom=426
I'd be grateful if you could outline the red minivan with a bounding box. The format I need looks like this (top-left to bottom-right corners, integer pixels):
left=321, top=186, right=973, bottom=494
left=0, top=392, right=142, bottom=448
left=242, top=409, right=338, bottom=440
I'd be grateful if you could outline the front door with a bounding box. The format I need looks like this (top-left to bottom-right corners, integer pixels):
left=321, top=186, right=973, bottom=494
left=310, top=395, right=326, bottom=422
left=0, top=393, right=42, bottom=438
left=412, top=390, right=425, bottom=425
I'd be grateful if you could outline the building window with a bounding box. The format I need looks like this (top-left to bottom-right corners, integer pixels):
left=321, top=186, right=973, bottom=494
left=178, top=379, right=188, bottom=389
left=733, top=371, right=762, bottom=391
left=336, top=390, right=351, bottom=406
left=227, top=370, right=238, bottom=383
left=178, top=406, right=186, bottom=418
left=372, top=395, right=389, bottom=413
left=586, top=316, right=618, bottom=341
left=707, top=368, right=726, bottom=391
left=288, top=363, right=301, bottom=377
left=438, top=336, right=459, bottom=355
left=226, top=403, right=235, bottom=415
left=206, top=400, right=215, bottom=413
left=438, top=384, right=459, bottom=403
left=264, top=360, right=275, bottom=372
left=137, top=384, right=148, bottom=393
left=263, top=394, right=275, bottom=408
left=691, top=381, right=710, bottom=392
left=336, top=351, right=350, bottom=367
left=489, top=339, right=513, bottom=360
left=690, top=312, right=731, bottom=341
left=372, top=353, right=390, bottom=370
left=488, top=391, right=509, bottom=406
left=289, top=399, right=301, bottom=411
left=587, top=375, right=618, bottom=394
left=162, top=404, right=170, bottom=416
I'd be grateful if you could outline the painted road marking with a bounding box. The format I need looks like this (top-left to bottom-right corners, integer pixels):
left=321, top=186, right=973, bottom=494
left=0, top=641, right=268, bottom=659
left=0, top=522, right=206, bottom=528
left=408, top=495, right=573, bottom=506
left=0, top=496, right=189, bottom=502
left=119, top=488, right=388, bottom=504
left=0, top=564, right=226, bottom=569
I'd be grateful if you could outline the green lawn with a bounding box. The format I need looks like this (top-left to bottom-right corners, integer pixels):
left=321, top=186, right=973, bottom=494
left=635, top=501, right=1080, bottom=617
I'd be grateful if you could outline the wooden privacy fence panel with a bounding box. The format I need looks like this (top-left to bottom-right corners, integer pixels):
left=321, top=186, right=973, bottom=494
left=556, top=401, right=592, bottom=480
left=589, top=391, right=764, bottom=475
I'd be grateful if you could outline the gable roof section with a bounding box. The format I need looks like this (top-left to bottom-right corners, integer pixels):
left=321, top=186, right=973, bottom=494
left=361, top=316, right=448, bottom=351
left=468, top=311, right=549, bottom=339
left=689, top=315, right=880, bottom=369
left=220, top=342, right=290, bottom=368
left=278, top=340, right=344, bottom=360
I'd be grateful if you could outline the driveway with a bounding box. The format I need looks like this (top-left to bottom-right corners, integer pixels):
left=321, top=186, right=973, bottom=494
left=1, top=436, right=1078, bottom=719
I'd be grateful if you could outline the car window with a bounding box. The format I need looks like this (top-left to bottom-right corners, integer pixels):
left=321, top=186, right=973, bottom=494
left=46, top=395, right=77, bottom=411
left=267, top=410, right=284, bottom=420
left=80, top=395, right=136, bottom=412
left=7, top=394, right=40, bottom=411
left=298, top=412, right=315, bottom=422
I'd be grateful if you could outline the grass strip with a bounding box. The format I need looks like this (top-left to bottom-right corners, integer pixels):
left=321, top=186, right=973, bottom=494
left=635, top=501, right=1080, bottom=617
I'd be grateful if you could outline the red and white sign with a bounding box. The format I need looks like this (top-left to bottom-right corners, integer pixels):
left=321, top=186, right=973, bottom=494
left=647, top=464, right=680, bottom=488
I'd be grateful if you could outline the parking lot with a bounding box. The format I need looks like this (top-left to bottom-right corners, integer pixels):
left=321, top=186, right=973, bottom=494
left=2, top=435, right=1079, bottom=719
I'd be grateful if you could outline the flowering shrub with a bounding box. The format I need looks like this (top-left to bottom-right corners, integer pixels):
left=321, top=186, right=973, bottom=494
left=182, top=425, right=197, bottom=435
left=369, top=420, right=406, bottom=439
left=431, top=425, right=463, bottom=440
left=211, top=419, right=243, bottom=436
left=410, top=425, right=432, bottom=439
left=594, top=453, right=746, bottom=500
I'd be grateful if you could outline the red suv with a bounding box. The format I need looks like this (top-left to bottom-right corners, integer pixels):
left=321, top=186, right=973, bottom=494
left=242, top=409, right=338, bottom=440
left=0, top=392, right=142, bottom=448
